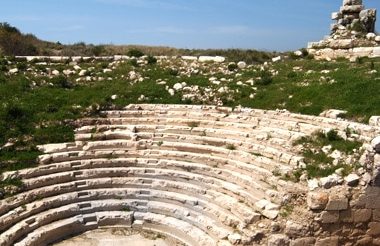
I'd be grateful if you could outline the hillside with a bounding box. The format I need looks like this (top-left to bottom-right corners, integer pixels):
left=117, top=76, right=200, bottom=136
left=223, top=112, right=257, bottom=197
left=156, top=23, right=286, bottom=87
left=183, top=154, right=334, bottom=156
left=0, top=22, right=274, bottom=64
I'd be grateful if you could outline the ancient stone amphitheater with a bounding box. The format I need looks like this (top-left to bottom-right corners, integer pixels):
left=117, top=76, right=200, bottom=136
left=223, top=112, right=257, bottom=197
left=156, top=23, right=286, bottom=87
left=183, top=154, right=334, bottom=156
left=1, top=104, right=380, bottom=246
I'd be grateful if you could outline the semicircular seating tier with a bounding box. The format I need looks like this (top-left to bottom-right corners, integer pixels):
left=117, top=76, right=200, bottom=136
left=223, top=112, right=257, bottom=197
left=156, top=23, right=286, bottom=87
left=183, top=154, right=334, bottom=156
left=0, top=104, right=379, bottom=246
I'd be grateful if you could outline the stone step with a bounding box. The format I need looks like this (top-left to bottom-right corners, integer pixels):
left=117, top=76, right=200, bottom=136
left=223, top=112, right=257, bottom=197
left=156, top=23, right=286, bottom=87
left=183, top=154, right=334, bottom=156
left=37, top=141, right=293, bottom=173
left=0, top=180, right=263, bottom=229
left=120, top=104, right=379, bottom=138
left=3, top=199, right=241, bottom=246
left=10, top=211, right=219, bottom=246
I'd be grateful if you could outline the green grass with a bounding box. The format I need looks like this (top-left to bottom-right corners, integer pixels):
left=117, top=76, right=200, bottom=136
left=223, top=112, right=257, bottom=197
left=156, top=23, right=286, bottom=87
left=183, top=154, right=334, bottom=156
left=0, top=177, right=24, bottom=198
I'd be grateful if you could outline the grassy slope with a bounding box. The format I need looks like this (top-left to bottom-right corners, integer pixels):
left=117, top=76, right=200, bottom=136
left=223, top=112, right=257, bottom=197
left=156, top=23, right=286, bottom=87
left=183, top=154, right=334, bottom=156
left=0, top=56, right=379, bottom=175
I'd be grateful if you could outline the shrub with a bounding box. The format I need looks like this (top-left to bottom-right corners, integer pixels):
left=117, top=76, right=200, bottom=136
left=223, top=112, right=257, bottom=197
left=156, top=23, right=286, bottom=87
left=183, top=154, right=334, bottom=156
left=51, top=75, right=73, bottom=89
left=16, top=62, right=27, bottom=71
left=168, top=68, right=179, bottom=76
left=4, top=104, right=30, bottom=122
left=227, top=63, right=238, bottom=71
left=127, top=49, right=144, bottom=58
left=257, top=70, right=273, bottom=85
left=326, top=130, right=342, bottom=142
left=187, top=122, right=199, bottom=128
left=301, top=48, right=309, bottom=57
left=130, top=59, right=139, bottom=67
left=92, top=45, right=105, bottom=56
left=0, top=22, right=20, bottom=34
left=306, top=54, right=315, bottom=60
left=0, top=74, right=5, bottom=84
left=287, top=71, right=297, bottom=79
left=351, top=21, right=366, bottom=33
left=370, top=61, right=375, bottom=70
left=226, top=144, right=236, bottom=150
left=146, top=55, right=157, bottom=65
left=356, top=56, right=366, bottom=64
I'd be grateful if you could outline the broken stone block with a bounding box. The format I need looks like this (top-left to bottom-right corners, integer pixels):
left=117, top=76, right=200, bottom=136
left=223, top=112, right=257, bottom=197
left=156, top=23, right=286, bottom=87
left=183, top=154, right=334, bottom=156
left=368, top=222, right=380, bottom=236
left=320, top=211, right=340, bottom=224
left=307, top=192, right=329, bottom=210
left=290, top=237, right=316, bottom=246
left=268, top=234, right=290, bottom=246
left=326, top=195, right=348, bottom=211
left=344, top=173, right=360, bottom=186
left=353, top=209, right=372, bottom=222
left=315, top=236, right=339, bottom=246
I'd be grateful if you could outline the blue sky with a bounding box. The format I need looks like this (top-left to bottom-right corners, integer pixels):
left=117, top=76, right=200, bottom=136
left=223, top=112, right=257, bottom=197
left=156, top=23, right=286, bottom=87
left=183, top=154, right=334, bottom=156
left=1, top=0, right=379, bottom=51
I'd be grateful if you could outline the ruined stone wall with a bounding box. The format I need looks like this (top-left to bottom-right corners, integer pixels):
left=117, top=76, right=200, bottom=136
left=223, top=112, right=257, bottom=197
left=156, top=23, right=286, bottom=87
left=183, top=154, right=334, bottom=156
left=308, top=0, right=379, bottom=60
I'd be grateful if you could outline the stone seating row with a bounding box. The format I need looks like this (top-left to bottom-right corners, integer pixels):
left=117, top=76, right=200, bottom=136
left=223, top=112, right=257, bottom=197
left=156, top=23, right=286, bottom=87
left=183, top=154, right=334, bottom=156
left=0, top=187, right=256, bottom=233
left=12, top=211, right=217, bottom=246
left=3, top=167, right=266, bottom=213
left=2, top=198, right=244, bottom=246
left=37, top=140, right=296, bottom=175
left=73, top=128, right=298, bottom=161
left=0, top=177, right=264, bottom=232
left=121, top=104, right=380, bottom=138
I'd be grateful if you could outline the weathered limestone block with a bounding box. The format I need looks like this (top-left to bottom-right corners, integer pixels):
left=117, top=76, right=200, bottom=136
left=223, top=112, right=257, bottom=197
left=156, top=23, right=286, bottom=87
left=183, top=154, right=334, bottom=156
left=343, top=0, right=363, bottom=6
left=285, top=221, right=307, bottom=238
left=307, top=192, right=329, bottom=210
left=320, top=175, right=342, bottom=189
left=340, top=209, right=353, bottom=223
left=326, top=194, right=348, bottom=211
left=320, top=211, right=340, bottom=224
left=268, top=234, right=290, bottom=246
left=360, top=9, right=377, bottom=33
left=340, top=5, right=364, bottom=14
left=368, top=222, right=380, bottom=236
left=319, top=109, right=348, bottom=119
left=353, top=209, right=372, bottom=222
left=373, top=209, right=380, bottom=221
left=344, top=173, right=360, bottom=186
left=368, top=117, right=380, bottom=127
left=332, top=12, right=341, bottom=20
left=372, top=136, right=380, bottom=154
left=373, top=238, right=380, bottom=246
left=356, top=237, right=373, bottom=245
left=364, top=187, right=380, bottom=208
left=315, top=236, right=339, bottom=246
left=290, top=237, right=316, bottom=246
left=198, top=56, right=225, bottom=63
left=352, top=47, right=374, bottom=57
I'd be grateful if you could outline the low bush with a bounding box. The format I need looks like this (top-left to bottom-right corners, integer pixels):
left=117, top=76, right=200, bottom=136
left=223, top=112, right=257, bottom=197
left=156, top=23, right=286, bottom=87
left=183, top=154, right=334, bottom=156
left=127, top=49, right=144, bottom=58
left=228, top=63, right=238, bottom=71
left=146, top=56, right=157, bottom=65
left=256, top=70, right=273, bottom=85
left=130, top=59, right=139, bottom=67
left=51, top=75, right=73, bottom=89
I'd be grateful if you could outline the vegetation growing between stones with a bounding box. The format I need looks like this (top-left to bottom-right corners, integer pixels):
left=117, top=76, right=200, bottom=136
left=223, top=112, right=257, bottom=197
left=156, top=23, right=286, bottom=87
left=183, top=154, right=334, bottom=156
left=291, top=130, right=363, bottom=179
left=0, top=177, right=24, bottom=198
